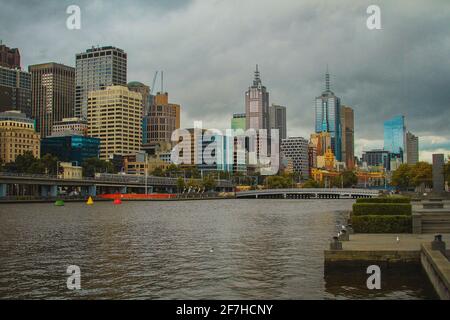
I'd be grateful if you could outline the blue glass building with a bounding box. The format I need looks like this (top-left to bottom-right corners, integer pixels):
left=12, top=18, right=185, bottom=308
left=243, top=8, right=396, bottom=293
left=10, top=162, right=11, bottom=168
left=315, top=69, right=342, bottom=161
left=41, top=135, right=100, bottom=164
left=384, top=115, right=406, bottom=160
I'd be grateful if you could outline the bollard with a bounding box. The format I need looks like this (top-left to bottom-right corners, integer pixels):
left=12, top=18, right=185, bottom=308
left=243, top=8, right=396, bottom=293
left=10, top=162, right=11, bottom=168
left=431, top=234, right=446, bottom=254
left=330, top=236, right=342, bottom=250
left=346, top=224, right=354, bottom=234
left=338, top=229, right=349, bottom=241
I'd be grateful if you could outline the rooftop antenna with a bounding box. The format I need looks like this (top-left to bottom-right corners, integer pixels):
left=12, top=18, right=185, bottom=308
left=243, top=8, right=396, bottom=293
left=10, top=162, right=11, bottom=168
left=325, top=64, right=330, bottom=92
left=161, top=71, right=164, bottom=93
left=254, top=64, right=261, bottom=86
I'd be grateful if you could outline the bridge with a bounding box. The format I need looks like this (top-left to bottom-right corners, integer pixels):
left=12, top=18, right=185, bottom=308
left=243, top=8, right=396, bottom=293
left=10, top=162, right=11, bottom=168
left=0, top=172, right=234, bottom=198
left=235, top=188, right=380, bottom=199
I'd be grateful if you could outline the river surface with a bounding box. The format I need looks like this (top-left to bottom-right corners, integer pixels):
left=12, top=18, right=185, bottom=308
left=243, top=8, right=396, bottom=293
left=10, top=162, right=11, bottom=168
left=0, top=199, right=437, bottom=299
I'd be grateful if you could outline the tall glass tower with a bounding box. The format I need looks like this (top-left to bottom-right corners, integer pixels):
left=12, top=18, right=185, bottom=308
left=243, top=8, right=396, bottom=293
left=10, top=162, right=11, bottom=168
left=384, top=115, right=406, bottom=161
left=315, top=68, right=341, bottom=161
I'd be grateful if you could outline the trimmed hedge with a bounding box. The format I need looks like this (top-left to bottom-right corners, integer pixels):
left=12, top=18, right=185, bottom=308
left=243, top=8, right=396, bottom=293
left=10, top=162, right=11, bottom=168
left=352, top=203, right=412, bottom=216
left=356, top=196, right=410, bottom=204
left=351, top=215, right=412, bottom=233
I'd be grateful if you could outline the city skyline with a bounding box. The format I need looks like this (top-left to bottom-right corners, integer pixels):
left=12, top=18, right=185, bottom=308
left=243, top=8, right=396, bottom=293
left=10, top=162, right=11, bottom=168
left=1, top=0, right=449, bottom=162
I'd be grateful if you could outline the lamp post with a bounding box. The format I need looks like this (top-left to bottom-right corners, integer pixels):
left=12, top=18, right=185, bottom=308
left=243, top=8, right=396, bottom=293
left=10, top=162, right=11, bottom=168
left=145, top=153, right=148, bottom=195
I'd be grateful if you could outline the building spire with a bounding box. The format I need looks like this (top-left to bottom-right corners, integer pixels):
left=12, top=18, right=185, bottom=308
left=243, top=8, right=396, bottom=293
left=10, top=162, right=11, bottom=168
left=253, top=64, right=261, bottom=86
left=325, top=64, right=330, bottom=92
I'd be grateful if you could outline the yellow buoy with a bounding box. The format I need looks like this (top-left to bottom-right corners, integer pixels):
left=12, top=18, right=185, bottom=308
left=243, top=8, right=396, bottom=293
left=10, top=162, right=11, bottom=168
left=86, top=196, right=94, bottom=205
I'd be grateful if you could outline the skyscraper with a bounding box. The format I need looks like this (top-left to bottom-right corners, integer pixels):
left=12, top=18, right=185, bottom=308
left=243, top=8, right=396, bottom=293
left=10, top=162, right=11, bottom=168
left=340, top=105, right=354, bottom=169
left=0, top=43, right=21, bottom=69
left=315, top=68, right=341, bottom=161
left=406, top=131, right=419, bottom=165
left=29, top=63, right=75, bottom=138
left=87, top=86, right=142, bottom=160
left=384, top=115, right=406, bottom=161
left=0, top=66, right=32, bottom=116
left=142, top=91, right=180, bottom=153
left=245, top=65, right=269, bottom=131
left=269, top=104, right=286, bottom=140
left=75, top=46, right=127, bottom=119
left=231, top=113, right=246, bottom=131
left=281, top=137, right=310, bottom=179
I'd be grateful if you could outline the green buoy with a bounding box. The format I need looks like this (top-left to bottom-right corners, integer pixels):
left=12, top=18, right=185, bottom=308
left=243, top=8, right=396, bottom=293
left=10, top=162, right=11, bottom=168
left=54, top=199, right=65, bottom=206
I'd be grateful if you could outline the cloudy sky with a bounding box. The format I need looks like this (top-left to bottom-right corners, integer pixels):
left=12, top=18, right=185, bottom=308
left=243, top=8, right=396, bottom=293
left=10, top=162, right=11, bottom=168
left=1, top=0, right=449, bottom=162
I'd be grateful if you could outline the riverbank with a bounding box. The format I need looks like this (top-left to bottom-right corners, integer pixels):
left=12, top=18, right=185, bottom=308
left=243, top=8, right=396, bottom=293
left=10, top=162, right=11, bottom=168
left=324, top=233, right=450, bottom=299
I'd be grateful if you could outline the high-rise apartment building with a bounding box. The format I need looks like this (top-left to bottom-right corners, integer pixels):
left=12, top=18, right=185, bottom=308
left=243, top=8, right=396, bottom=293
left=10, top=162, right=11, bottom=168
left=0, top=43, right=21, bottom=69
left=128, top=81, right=151, bottom=115
left=340, top=105, right=354, bottom=169
left=87, top=86, right=142, bottom=160
left=269, top=104, right=286, bottom=140
left=315, top=68, right=341, bottom=161
left=245, top=65, right=269, bottom=131
left=75, top=46, right=127, bottom=119
left=29, top=63, right=75, bottom=138
left=281, top=137, right=310, bottom=179
left=406, top=131, right=419, bottom=165
left=231, top=113, right=246, bottom=131
left=384, top=115, right=406, bottom=161
left=0, top=66, right=32, bottom=116
left=143, top=92, right=180, bottom=152
left=0, top=110, right=40, bottom=163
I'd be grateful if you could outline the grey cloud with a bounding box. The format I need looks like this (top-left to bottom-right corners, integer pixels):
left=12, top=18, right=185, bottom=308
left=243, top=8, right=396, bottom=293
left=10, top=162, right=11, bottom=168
left=1, top=0, right=449, bottom=161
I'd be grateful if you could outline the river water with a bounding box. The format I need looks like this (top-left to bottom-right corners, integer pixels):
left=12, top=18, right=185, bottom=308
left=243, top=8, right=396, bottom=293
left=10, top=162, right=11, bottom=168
left=0, top=199, right=437, bottom=299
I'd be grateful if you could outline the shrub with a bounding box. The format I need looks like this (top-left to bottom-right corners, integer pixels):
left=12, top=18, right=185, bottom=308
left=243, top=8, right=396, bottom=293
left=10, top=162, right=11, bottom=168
left=352, top=203, right=412, bottom=216
left=356, top=196, right=410, bottom=204
left=351, top=215, right=412, bottom=233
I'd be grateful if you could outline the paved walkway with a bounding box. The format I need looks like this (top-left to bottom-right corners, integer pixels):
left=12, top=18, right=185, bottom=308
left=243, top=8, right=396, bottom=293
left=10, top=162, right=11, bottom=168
left=343, top=234, right=450, bottom=251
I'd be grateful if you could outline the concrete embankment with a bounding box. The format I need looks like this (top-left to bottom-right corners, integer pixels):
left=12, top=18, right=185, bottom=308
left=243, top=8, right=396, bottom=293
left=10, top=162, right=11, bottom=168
left=324, top=234, right=450, bottom=299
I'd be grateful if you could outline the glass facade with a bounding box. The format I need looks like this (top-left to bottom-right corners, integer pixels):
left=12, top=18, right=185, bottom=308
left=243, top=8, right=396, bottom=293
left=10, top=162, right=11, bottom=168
left=41, top=135, right=100, bottom=164
left=384, top=115, right=405, bottom=160
left=315, top=93, right=341, bottom=161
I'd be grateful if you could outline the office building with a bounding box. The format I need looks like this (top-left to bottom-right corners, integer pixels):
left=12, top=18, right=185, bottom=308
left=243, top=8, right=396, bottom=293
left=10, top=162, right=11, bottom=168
left=0, top=110, right=40, bottom=163
left=0, top=66, right=31, bottom=116
left=87, top=85, right=142, bottom=160
left=281, top=137, right=309, bottom=179
left=128, top=81, right=151, bottom=115
left=406, top=131, right=419, bottom=165
left=29, top=63, right=75, bottom=138
left=51, top=117, right=87, bottom=137
left=384, top=115, right=406, bottom=161
left=269, top=104, right=286, bottom=140
left=231, top=113, right=246, bottom=131
left=315, top=68, right=341, bottom=161
left=340, top=105, right=354, bottom=169
left=362, top=149, right=390, bottom=170
left=75, top=46, right=127, bottom=119
left=0, top=43, right=20, bottom=69
left=245, top=65, right=269, bottom=130
left=143, top=91, right=180, bottom=152
left=41, top=135, right=100, bottom=164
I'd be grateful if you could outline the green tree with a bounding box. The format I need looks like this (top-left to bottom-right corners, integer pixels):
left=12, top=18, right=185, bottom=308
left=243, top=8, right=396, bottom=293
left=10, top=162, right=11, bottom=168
left=202, top=175, right=217, bottom=191
left=40, top=153, right=59, bottom=175
left=151, top=166, right=165, bottom=177
left=342, top=170, right=358, bottom=188
left=410, top=161, right=432, bottom=188
left=176, top=177, right=185, bottom=193
left=165, top=164, right=181, bottom=177
left=266, top=175, right=291, bottom=189
left=82, top=157, right=114, bottom=177
left=302, top=179, right=320, bottom=188
left=391, top=164, right=412, bottom=190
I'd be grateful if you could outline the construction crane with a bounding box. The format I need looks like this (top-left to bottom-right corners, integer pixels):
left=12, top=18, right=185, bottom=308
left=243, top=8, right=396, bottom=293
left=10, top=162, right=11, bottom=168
left=150, top=71, right=159, bottom=95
